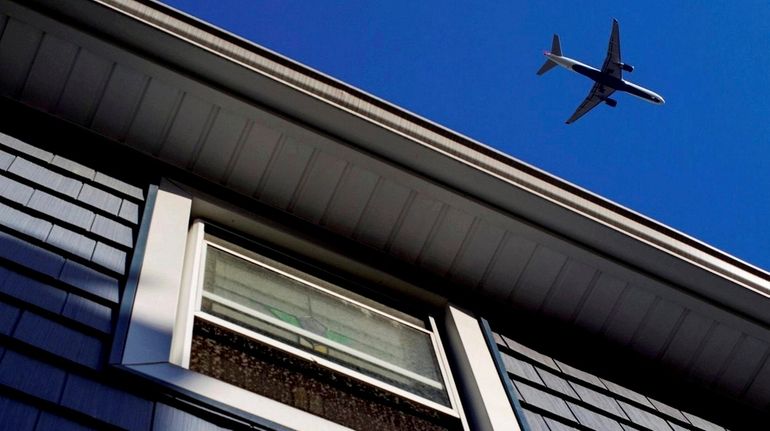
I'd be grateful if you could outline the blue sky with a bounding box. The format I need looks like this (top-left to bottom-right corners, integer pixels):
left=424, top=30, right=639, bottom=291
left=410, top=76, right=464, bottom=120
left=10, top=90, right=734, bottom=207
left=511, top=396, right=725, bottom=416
left=163, top=1, right=770, bottom=271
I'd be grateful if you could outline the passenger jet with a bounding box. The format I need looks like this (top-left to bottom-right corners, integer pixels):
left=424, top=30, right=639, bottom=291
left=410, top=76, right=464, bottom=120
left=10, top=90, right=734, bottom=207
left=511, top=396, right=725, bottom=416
left=537, top=19, right=664, bottom=124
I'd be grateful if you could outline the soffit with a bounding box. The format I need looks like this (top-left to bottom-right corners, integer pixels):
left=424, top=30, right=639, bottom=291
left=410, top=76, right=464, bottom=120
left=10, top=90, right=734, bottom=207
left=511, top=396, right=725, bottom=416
left=3, top=0, right=770, bottom=413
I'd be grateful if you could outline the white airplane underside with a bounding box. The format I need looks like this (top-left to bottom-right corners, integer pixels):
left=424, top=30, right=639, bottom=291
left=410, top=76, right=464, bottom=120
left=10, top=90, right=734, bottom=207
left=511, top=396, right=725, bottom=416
left=537, top=19, right=664, bottom=124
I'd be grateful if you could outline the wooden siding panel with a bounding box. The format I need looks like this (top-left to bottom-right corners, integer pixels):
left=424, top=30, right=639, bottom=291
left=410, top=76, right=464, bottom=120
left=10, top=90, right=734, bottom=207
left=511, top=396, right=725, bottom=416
left=716, top=336, right=768, bottom=396
left=157, top=94, right=213, bottom=166
left=354, top=178, right=411, bottom=249
left=55, top=49, right=112, bottom=125
left=61, top=374, right=153, bottom=431
left=418, top=207, right=474, bottom=277
left=91, top=64, right=147, bottom=140
left=0, top=300, right=21, bottom=335
left=78, top=184, right=122, bottom=215
left=9, top=157, right=83, bottom=198
left=0, top=350, right=67, bottom=403
left=125, top=78, right=180, bottom=154
left=448, top=220, right=506, bottom=288
left=61, top=294, right=112, bottom=333
left=192, top=109, right=248, bottom=181
left=0, top=18, right=42, bottom=97
left=511, top=246, right=567, bottom=311
left=480, top=234, right=537, bottom=300
left=0, top=395, right=38, bottom=431
left=0, top=171, right=34, bottom=204
left=92, top=172, right=144, bottom=201
left=388, top=193, right=443, bottom=263
left=290, top=151, right=347, bottom=224
left=225, top=121, right=282, bottom=195
left=541, top=258, right=596, bottom=322
left=744, top=360, right=770, bottom=407
left=630, top=299, right=685, bottom=359
left=27, top=190, right=95, bottom=230
left=90, top=215, right=133, bottom=247
left=46, top=225, right=96, bottom=261
left=0, top=200, right=52, bottom=241
left=601, top=285, right=656, bottom=345
left=51, top=155, right=96, bottom=182
left=59, top=258, right=119, bottom=303
left=0, top=230, right=65, bottom=278
left=13, top=312, right=103, bottom=369
left=321, top=164, right=379, bottom=237
left=19, top=34, right=78, bottom=111
left=573, top=273, right=626, bottom=333
left=659, top=311, right=713, bottom=371
left=258, top=135, right=314, bottom=210
left=0, top=269, right=67, bottom=313
left=689, top=324, right=742, bottom=385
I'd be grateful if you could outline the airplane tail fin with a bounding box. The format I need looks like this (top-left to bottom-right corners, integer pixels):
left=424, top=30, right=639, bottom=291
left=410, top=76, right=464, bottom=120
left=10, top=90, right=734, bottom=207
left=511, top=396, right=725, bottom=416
left=536, top=34, right=561, bottom=75
left=550, top=34, right=562, bottom=56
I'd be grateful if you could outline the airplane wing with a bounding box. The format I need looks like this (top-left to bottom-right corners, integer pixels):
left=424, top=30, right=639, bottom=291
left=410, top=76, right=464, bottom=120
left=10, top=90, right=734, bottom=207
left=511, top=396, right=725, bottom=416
left=565, top=83, right=615, bottom=124
left=600, top=19, right=622, bottom=79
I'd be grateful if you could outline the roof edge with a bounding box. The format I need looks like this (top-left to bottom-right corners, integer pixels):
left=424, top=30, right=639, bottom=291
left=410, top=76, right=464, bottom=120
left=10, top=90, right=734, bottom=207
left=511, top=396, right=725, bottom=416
left=37, top=0, right=770, bottom=289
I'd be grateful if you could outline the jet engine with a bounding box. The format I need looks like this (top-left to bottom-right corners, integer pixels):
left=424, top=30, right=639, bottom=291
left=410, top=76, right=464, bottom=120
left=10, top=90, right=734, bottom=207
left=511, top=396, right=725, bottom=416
left=604, top=98, right=617, bottom=107
left=620, top=63, right=634, bottom=72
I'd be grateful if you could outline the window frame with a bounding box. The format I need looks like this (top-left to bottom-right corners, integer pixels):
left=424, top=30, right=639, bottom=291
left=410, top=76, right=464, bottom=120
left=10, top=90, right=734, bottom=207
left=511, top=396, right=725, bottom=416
left=178, top=221, right=459, bottom=415
left=111, top=178, right=471, bottom=430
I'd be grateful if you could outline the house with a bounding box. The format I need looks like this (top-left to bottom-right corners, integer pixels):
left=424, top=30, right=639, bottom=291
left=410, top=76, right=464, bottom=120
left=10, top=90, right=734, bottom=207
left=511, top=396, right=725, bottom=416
left=0, top=0, right=768, bottom=429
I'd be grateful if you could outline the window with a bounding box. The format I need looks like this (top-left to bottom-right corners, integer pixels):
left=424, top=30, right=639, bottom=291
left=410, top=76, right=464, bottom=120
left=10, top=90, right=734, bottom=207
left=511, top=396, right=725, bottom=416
left=114, top=180, right=466, bottom=431
left=180, top=221, right=454, bottom=410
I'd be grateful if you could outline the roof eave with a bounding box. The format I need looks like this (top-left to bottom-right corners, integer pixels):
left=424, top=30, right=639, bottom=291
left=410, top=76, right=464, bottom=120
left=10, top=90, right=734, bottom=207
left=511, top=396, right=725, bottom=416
left=26, top=0, right=770, bottom=310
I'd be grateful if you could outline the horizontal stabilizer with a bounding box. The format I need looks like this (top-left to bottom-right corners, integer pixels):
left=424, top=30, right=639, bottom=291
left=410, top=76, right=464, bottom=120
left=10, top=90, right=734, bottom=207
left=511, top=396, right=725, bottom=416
left=536, top=59, right=557, bottom=75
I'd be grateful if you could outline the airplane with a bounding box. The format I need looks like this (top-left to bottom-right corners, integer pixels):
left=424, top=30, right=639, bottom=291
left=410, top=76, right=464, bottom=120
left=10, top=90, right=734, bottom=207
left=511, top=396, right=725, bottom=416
left=537, top=19, right=664, bottom=124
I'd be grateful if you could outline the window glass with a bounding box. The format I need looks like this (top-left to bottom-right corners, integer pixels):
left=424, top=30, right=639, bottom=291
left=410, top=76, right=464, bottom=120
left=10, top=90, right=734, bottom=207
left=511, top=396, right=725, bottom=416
left=198, top=243, right=451, bottom=407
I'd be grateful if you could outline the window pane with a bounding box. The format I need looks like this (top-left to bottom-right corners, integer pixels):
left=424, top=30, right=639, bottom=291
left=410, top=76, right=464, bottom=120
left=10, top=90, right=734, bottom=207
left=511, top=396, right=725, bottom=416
left=200, top=245, right=450, bottom=406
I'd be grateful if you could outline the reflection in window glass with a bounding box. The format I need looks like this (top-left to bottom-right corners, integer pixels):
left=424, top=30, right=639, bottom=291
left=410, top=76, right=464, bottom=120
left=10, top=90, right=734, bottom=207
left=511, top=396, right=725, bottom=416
left=199, top=244, right=450, bottom=407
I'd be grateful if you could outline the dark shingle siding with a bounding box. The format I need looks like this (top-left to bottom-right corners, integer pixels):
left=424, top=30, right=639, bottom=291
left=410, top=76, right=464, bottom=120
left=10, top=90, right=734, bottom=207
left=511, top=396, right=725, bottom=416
left=27, top=190, right=95, bottom=231
left=0, top=147, right=14, bottom=170
left=93, top=172, right=144, bottom=201
left=46, top=225, right=97, bottom=261
left=0, top=300, right=21, bottom=335
left=35, top=412, right=97, bottom=431
left=119, top=199, right=139, bottom=224
left=0, top=131, right=243, bottom=431
left=78, top=184, right=121, bottom=215
left=61, top=374, right=153, bottom=431
left=59, top=260, right=119, bottom=303
left=13, top=312, right=103, bottom=369
left=51, top=155, right=96, bottom=182
left=9, top=157, right=83, bottom=198
left=90, top=215, right=133, bottom=247
left=0, top=394, right=39, bottom=431
left=91, top=242, right=126, bottom=274
left=61, top=294, right=112, bottom=333
left=0, top=230, right=66, bottom=278
left=0, top=200, right=52, bottom=240
left=0, top=269, right=67, bottom=313
left=0, top=172, right=34, bottom=204
left=492, top=328, right=728, bottom=431
left=0, top=131, right=52, bottom=163
left=0, top=350, right=66, bottom=402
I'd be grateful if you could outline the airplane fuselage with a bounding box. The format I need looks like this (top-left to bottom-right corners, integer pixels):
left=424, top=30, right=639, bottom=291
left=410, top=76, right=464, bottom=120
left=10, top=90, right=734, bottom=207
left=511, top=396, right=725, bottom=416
left=544, top=53, right=664, bottom=105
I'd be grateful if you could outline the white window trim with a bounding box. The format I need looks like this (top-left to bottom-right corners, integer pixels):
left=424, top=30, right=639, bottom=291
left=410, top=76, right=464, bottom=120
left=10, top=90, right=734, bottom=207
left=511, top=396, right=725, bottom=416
left=114, top=178, right=474, bottom=430
left=444, top=306, right=522, bottom=431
